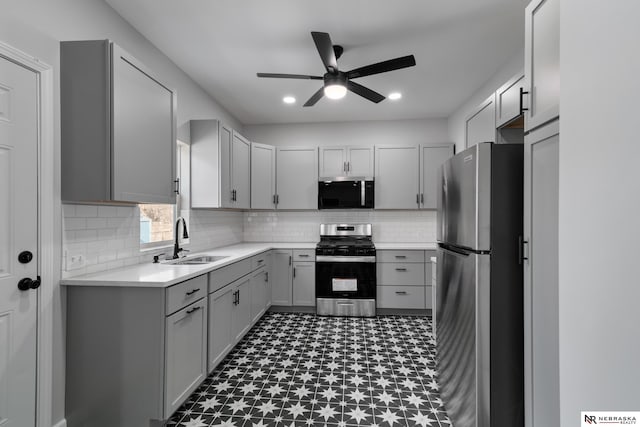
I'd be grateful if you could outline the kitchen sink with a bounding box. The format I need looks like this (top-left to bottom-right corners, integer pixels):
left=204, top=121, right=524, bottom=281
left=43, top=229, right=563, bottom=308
left=168, top=255, right=228, bottom=265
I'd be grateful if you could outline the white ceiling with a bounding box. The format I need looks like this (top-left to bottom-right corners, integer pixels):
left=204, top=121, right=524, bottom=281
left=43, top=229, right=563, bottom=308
left=105, top=0, right=526, bottom=125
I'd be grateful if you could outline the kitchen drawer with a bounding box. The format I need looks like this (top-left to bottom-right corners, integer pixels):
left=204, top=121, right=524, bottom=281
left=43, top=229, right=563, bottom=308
left=251, top=251, right=270, bottom=271
left=209, top=258, right=252, bottom=293
left=166, top=274, right=207, bottom=315
left=377, top=262, right=425, bottom=286
left=377, top=286, right=426, bottom=309
left=377, top=250, right=425, bottom=263
left=293, top=249, right=315, bottom=262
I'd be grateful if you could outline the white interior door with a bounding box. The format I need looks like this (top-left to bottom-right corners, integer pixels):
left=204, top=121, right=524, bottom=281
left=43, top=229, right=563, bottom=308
left=0, top=56, right=39, bottom=426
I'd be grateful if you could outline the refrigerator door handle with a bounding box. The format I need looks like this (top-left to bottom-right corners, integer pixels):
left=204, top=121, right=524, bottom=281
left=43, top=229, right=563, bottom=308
left=519, top=236, right=529, bottom=264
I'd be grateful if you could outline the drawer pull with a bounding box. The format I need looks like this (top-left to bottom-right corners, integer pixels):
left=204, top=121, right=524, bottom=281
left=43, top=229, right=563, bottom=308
left=298, top=254, right=310, bottom=258
left=185, top=288, right=200, bottom=296
left=186, top=306, right=201, bottom=314
left=395, top=291, right=408, bottom=295
left=395, top=268, right=408, bottom=272
left=257, top=259, right=264, bottom=263
left=395, top=255, right=407, bottom=259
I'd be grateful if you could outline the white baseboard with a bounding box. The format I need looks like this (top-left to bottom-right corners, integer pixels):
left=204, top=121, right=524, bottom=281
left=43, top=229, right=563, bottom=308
left=52, top=418, right=67, bottom=427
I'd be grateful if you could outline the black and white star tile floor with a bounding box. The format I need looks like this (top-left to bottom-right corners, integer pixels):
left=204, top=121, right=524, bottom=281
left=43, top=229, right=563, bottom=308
left=167, top=312, right=451, bottom=427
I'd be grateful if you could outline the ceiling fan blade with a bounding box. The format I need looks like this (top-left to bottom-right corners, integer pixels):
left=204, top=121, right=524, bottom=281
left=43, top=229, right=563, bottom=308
left=257, top=73, right=323, bottom=80
left=347, top=55, right=416, bottom=79
left=311, top=31, right=338, bottom=73
left=346, top=81, right=385, bottom=103
left=303, top=87, right=325, bottom=107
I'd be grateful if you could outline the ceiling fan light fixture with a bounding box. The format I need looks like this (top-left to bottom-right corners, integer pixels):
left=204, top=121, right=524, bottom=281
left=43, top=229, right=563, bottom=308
left=324, top=84, right=347, bottom=100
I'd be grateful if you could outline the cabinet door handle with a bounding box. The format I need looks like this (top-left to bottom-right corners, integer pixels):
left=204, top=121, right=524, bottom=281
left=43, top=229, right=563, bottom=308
left=276, top=194, right=279, bottom=205
left=395, top=291, right=408, bottom=295
left=348, top=162, right=351, bottom=172
left=344, top=161, right=347, bottom=172
left=185, top=288, right=200, bottom=296
left=257, top=259, right=264, bottom=264
left=416, top=194, right=420, bottom=205
left=186, top=306, right=201, bottom=314
left=265, top=272, right=269, bottom=282
left=293, top=267, right=296, bottom=278
left=421, top=193, right=424, bottom=204
left=174, top=178, right=180, bottom=195
left=289, top=255, right=292, bottom=266
left=519, top=87, right=530, bottom=114
left=395, top=268, right=408, bottom=272
left=273, top=194, right=276, bottom=205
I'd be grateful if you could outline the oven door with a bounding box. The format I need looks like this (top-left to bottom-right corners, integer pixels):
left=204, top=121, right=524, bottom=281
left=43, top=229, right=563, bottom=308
left=315, top=258, right=376, bottom=299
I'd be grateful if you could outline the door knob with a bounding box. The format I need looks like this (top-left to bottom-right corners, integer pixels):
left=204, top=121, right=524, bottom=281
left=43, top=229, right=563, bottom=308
left=18, top=251, right=34, bottom=264
left=18, top=277, right=41, bottom=291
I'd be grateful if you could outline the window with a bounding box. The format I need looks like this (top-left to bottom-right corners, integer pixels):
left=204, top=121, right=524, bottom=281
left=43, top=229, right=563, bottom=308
left=139, top=141, right=190, bottom=250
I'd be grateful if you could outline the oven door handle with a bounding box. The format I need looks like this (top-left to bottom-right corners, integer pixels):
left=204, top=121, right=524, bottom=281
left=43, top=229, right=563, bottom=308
left=315, top=255, right=376, bottom=263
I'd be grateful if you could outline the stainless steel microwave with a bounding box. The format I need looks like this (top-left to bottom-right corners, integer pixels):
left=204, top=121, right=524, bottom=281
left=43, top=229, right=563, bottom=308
left=318, top=179, right=374, bottom=209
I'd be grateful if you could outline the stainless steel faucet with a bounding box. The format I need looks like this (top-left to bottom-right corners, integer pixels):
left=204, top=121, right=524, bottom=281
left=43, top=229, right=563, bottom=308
left=173, top=217, right=189, bottom=259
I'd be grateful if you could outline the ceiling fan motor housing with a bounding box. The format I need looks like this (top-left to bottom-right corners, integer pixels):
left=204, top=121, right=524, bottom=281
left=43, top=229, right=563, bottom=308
left=324, top=71, right=347, bottom=87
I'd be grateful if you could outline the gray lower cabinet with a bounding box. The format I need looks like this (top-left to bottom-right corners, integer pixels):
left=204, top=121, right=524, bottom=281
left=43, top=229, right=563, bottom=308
left=271, top=250, right=293, bottom=305
left=61, top=40, right=176, bottom=204
left=165, top=299, right=208, bottom=416
left=65, top=274, right=208, bottom=427
left=208, top=285, right=234, bottom=371
left=250, top=266, right=270, bottom=324
left=231, top=277, right=252, bottom=342
left=292, top=261, right=315, bottom=306
left=376, top=250, right=428, bottom=310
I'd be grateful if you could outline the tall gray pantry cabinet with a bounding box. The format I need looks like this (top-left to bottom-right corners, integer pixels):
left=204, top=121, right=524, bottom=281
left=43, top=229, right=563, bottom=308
left=522, top=0, right=560, bottom=425
left=61, top=40, right=177, bottom=204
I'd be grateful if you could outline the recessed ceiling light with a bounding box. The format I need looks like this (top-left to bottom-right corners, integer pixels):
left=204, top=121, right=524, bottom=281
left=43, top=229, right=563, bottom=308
left=388, top=92, right=402, bottom=100
left=283, top=96, right=296, bottom=104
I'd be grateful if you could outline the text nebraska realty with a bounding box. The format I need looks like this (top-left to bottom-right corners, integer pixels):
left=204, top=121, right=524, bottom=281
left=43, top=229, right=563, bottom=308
left=585, top=414, right=637, bottom=425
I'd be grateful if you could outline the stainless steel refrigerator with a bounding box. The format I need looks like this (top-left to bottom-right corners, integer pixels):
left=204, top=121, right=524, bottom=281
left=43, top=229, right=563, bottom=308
left=436, top=143, right=524, bottom=427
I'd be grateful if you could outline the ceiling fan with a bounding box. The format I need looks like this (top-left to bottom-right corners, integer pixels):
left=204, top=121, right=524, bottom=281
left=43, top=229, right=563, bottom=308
left=257, top=31, right=416, bottom=107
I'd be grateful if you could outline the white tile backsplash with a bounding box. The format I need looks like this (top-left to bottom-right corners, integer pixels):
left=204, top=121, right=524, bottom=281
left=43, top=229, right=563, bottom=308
left=243, top=210, right=437, bottom=243
left=63, top=203, right=435, bottom=278
left=62, top=205, right=243, bottom=278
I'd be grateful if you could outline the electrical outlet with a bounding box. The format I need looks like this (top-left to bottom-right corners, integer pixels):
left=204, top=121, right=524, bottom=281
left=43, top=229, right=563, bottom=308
left=66, top=252, right=85, bottom=271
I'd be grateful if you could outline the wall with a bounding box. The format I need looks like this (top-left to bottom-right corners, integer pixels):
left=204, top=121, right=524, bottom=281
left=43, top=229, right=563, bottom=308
left=244, top=210, right=437, bottom=243
left=243, top=118, right=449, bottom=147
left=447, top=48, right=524, bottom=152
left=0, top=0, right=243, bottom=424
left=559, top=1, right=640, bottom=424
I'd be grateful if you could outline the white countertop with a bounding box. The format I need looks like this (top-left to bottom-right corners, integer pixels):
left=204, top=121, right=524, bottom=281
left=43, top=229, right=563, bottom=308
left=60, top=242, right=315, bottom=288
left=60, top=241, right=437, bottom=288
left=375, top=242, right=438, bottom=250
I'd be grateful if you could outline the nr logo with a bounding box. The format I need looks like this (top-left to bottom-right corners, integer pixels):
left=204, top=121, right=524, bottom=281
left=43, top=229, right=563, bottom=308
left=585, top=414, right=597, bottom=424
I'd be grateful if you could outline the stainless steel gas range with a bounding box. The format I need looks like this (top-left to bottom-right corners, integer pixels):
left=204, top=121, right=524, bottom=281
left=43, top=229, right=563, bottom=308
left=315, top=224, right=376, bottom=317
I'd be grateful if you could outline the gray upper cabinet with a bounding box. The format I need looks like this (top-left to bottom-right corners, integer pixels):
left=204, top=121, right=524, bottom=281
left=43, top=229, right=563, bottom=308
left=190, top=120, right=250, bottom=209
left=495, top=73, right=526, bottom=128
left=250, top=142, right=276, bottom=209
left=61, top=40, right=176, bottom=204
left=374, top=145, right=420, bottom=209
left=276, top=147, right=318, bottom=209
left=231, top=131, right=251, bottom=209
left=318, top=146, right=374, bottom=178
left=419, top=144, right=455, bottom=209
left=525, top=0, right=560, bottom=132
left=465, top=94, right=496, bottom=148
